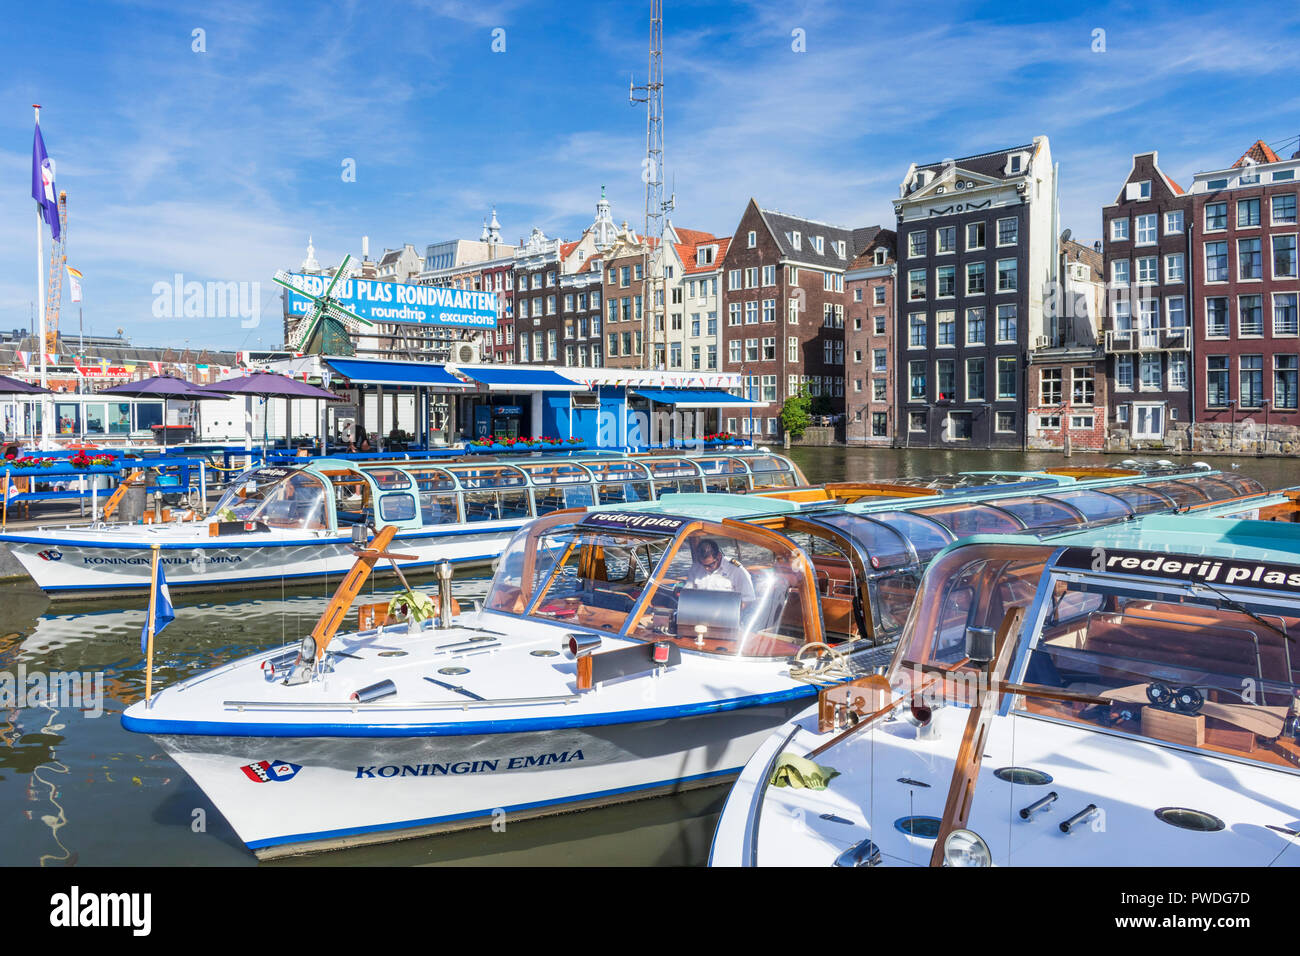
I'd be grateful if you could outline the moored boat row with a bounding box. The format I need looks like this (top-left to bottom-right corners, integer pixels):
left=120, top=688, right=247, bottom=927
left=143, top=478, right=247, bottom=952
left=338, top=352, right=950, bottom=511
left=119, top=465, right=1285, bottom=858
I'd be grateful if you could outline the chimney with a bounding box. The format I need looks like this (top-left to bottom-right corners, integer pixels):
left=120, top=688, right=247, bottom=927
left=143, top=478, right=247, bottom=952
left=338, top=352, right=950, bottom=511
left=362, top=236, right=370, bottom=260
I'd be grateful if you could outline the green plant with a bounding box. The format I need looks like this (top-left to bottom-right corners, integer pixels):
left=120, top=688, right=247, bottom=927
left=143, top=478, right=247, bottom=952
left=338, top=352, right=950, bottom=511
left=780, top=387, right=813, bottom=439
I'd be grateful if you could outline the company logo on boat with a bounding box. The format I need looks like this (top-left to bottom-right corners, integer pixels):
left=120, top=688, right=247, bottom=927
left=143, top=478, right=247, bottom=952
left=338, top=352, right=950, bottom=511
left=79, top=553, right=243, bottom=567
left=1059, top=546, right=1300, bottom=591
left=240, top=759, right=302, bottom=783
left=37, top=549, right=63, bottom=561
left=355, top=749, right=585, bottom=779
left=580, top=512, right=686, bottom=534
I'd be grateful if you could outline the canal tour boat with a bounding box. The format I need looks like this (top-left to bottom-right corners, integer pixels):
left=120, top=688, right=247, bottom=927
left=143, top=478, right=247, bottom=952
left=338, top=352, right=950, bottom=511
left=119, top=470, right=1267, bottom=858
left=0, top=450, right=816, bottom=600
left=708, top=496, right=1300, bottom=868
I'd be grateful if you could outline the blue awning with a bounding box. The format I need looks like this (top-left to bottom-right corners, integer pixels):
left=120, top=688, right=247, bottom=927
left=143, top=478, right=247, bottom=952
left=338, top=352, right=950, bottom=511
left=453, top=367, right=582, bottom=391
left=631, top=388, right=757, bottom=408
left=324, top=359, right=471, bottom=388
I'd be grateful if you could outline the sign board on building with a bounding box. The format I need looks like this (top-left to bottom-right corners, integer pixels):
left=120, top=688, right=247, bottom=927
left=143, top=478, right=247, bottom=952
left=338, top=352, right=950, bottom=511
left=281, top=274, right=497, bottom=330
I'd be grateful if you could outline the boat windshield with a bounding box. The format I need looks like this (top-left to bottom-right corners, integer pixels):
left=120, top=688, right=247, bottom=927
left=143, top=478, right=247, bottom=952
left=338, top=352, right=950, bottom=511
left=1017, top=550, right=1300, bottom=771
left=208, top=468, right=329, bottom=530
left=484, top=516, right=817, bottom=657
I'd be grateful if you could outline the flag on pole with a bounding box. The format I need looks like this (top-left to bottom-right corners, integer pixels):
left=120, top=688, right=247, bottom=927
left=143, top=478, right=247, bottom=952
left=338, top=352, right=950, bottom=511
left=66, top=266, right=82, bottom=303
left=140, top=556, right=175, bottom=654
left=31, top=121, right=60, bottom=241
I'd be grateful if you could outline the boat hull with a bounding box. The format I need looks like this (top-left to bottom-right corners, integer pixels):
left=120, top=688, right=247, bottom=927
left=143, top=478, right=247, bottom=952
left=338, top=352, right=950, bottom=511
left=0, top=525, right=518, bottom=599
left=150, top=700, right=805, bottom=859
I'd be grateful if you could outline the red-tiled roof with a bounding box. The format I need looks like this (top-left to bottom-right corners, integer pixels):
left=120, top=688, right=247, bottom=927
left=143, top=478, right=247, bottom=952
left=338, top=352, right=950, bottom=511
left=672, top=227, right=714, bottom=246
left=676, top=235, right=730, bottom=275
left=559, top=240, right=581, bottom=258
left=1234, top=140, right=1281, bottom=167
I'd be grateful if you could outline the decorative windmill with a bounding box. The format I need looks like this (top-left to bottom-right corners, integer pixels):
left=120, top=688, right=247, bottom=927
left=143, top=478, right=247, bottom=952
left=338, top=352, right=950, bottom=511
left=273, top=254, right=373, bottom=355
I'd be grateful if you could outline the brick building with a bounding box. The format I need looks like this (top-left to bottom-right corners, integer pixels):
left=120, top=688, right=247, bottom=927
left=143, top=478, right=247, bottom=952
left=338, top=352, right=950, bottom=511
left=893, top=137, right=1058, bottom=449
left=720, top=199, right=862, bottom=440
left=1027, top=239, right=1108, bottom=452
left=844, top=230, right=896, bottom=445
left=1189, top=142, right=1300, bottom=454
left=1101, top=152, right=1193, bottom=451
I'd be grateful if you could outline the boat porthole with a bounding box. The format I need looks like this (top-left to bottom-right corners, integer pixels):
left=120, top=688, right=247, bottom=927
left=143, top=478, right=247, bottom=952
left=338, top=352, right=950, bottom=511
left=467, top=636, right=494, bottom=643
left=438, top=666, right=469, bottom=676
left=1155, top=807, right=1225, bottom=832
left=530, top=649, right=559, bottom=657
left=377, top=650, right=407, bottom=658
left=893, top=815, right=943, bottom=839
left=993, top=767, right=1054, bottom=786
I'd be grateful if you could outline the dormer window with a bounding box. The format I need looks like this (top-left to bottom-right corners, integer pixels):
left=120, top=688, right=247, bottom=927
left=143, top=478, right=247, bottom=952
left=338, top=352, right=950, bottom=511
left=1125, top=180, right=1152, bottom=201
left=792, top=231, right=802, bottom=251
left=696, top=245, right=716, bottom=266
left=837, top=240, right=846, bottom=258
left=813, top=236, right=824, bottom=254
left=1009, top=154, right=1023, bottom=174
left=873, top=248, right=886, bottom=266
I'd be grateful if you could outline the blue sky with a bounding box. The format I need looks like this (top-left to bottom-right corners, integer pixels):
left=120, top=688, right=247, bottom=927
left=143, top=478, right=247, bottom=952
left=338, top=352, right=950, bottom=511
left=2, top=0, right=1298, bottom=350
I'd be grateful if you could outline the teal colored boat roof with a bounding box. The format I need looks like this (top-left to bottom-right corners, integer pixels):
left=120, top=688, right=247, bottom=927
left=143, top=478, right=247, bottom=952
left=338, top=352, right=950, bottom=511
left=588, top=492, right=799, bottom=520
left=1048, top=514, right=1300, bottom=565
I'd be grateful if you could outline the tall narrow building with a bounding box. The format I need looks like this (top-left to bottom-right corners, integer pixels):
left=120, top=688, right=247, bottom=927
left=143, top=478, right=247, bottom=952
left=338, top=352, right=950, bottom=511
left=892, top=138, right=1057, bottom=449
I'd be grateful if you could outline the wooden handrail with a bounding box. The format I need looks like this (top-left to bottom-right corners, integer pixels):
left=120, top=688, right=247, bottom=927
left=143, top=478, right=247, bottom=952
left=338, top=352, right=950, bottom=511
left=310, top=525, right=398, bottom=661
left=929, top=605, right=1025, bottom=867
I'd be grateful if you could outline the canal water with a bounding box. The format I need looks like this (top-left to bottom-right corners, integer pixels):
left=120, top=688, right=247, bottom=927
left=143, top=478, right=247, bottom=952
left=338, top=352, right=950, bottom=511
left=0, top=447, right=1291, bottom=867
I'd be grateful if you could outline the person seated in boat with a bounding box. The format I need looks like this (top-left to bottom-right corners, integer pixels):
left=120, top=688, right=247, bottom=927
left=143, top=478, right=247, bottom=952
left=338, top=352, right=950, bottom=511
left=686, top=538, right=755, bottom=601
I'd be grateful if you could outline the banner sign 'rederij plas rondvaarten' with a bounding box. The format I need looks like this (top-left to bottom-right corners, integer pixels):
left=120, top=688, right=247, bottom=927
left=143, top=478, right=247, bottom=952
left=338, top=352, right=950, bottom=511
left=282, top=273, right=497, bottom=330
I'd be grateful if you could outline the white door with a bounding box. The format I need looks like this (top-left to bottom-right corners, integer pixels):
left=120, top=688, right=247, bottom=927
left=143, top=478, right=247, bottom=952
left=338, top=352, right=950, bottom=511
left=1132, top=403, right=1164, bottom=440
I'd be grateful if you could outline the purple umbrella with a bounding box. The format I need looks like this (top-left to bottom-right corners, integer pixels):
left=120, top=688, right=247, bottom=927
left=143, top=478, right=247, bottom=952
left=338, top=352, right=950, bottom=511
left=199, top=372, right=339, bottom=453
left=100, top=375, right=233, bottom=450
left=0, top=374, right=50, bottom=394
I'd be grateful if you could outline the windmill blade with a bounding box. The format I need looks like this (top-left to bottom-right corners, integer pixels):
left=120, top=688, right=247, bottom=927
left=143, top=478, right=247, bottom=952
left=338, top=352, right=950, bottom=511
left=273, top=273, right=323, bottom=306
left=326, top=301, right=374, bottom=328
left=321, top=254, right=354, bottom=300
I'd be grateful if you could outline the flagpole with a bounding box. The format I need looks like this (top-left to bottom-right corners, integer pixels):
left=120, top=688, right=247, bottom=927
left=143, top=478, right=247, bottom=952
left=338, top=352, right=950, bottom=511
left=146, top=543, right=159, bottom=707
left=33, top=105, right=49, bottom=449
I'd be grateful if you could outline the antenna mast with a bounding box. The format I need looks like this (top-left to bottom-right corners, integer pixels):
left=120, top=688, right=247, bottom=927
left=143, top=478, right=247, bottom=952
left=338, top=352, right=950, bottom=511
left=630, top=0, right=672, bottom=369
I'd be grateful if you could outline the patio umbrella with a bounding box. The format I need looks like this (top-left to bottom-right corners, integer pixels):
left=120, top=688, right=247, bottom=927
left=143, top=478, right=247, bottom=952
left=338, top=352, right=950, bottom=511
left=198, top=372, right=339, bottom=454
left=0, top=375, right=50, bottom=449
left=99, top=375, right=233, bottom=450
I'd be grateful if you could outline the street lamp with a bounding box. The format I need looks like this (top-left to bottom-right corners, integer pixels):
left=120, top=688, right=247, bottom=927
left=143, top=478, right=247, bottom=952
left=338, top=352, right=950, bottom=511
left=1260, top=398, right=1270, bottom=457
left=1227, top=399, right=1237, bottom=455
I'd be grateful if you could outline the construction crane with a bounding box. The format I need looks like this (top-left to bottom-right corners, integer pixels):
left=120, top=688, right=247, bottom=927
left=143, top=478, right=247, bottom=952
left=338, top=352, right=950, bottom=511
left=43, top=190, right=68, bottom=354
left=630, top=0, right=673, bottom=369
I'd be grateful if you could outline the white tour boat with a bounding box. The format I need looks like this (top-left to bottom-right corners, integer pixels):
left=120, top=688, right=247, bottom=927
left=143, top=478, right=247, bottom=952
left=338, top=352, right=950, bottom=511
left=0, top=450, right=808, bottom=599
left=709, top=492, right=1300, bottom=867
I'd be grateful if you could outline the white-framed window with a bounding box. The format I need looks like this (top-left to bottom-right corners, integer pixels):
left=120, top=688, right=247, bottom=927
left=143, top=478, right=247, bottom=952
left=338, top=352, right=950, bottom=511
left=908, top=269, right=926, bottom=300
left=967, top=222, right=985, bottom=250
left=936, top=265, right=956, bottom=298
left=936, top=226, right=956, bottom=254
left=966, top=261, right=986, bottom=295
left=1205, top=297, right=1229, bottom=338
left=761, top=264, right=776, bottom=286
left=873, top=286, right=886, bottom=305
left=792, top=231, right=802, bottom=250
left=1273, top=193, right=1298, bottom=226
left=1112, top=259, right=1130, bottom=285
left=728, top=269, right=743, bottom=290
left=1169, top=352, right=1188, bottom=390
left=996, top=217, right=1018, bottom=246
left=1165, top=253, right=1184, bottom=283
left=966, top=357, right=985, bottom=401
left=1164, top=210, right=1184, bottom=234
left=1276, top=293, right=1299, bottom=336
left=745, top=267, right=758, bottom=288
left=1110, top=218, right=1129, bottom=242
left=747, top=230, right=756, bottom=248
left=996, top=258, right=1017, bottom=292
left=966, top=307, right=985, bottom=345
left=1205, top=202, right=1227, bottom=231
left=1136, top=256, right=1159, bottom=285
left=1115, top=354, right=1133, bottom=390
left=1135, top=213, right=1157, bottom=245
left=909, top=231, right=927, bottom=258
left=996, top=357, right=1017, bottom=400
left=909, top=313, right=927, bottom=348
left=873, top=348, right=887, bottom=371
left=1275, top=235, right=1298, bottom=278
left=936, top=309, right=956, bottom=347
left=996, top=304, right=1017, bottom=343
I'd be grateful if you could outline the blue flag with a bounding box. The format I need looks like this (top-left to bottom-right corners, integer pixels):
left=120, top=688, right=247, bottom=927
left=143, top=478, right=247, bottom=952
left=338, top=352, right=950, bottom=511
left=140, top=556, right=175, bottom=654
left=32, top=122, right=60, bottom=241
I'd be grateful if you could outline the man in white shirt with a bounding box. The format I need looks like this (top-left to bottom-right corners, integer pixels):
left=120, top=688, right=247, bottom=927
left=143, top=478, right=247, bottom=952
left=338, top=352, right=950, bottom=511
left=685, top=538, right=755, bottom=601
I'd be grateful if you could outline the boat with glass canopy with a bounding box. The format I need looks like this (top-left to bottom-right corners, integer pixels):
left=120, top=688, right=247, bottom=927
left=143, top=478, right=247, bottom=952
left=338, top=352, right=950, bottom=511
left=120, top=468, right=1270, bottom=858
left=0, top=450, right=814, bottom=599
left=708, top=491, right=1300, bottom=867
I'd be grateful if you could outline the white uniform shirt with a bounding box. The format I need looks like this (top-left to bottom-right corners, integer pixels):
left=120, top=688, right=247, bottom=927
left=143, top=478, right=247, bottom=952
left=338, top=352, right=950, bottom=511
left=686, top=557, right=755, bottom=601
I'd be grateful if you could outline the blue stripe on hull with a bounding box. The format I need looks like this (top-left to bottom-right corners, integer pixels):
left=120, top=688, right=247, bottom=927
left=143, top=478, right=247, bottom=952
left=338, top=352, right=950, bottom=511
left=41, top=551, right=501, bottom=593
left=125, top=686, right=818, bottom=737
left=246, top=766, right=741, bottom=851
